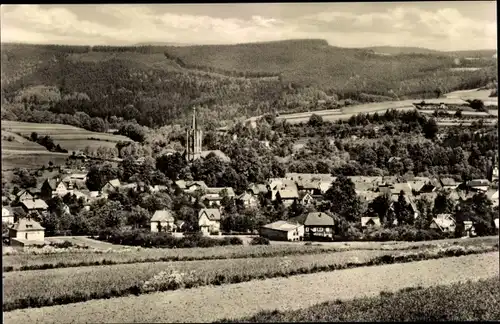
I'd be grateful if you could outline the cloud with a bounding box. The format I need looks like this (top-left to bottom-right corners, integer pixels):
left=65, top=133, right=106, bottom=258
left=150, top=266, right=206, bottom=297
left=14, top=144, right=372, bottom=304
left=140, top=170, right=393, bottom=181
left=0, top=4, right=496, bottom=50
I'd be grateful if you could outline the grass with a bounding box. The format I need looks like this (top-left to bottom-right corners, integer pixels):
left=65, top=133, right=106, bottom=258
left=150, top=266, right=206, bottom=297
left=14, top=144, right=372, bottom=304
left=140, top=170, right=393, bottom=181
left=1, top=152, right=69, bottom=170
left=2, top=244, right=339, bottom=272
left=1, top=131, right=47, bottom=152
left=5, top=236, right=497, bottom=272
left=3, top=243, right=497, bottom=311
left=1, top=121, right=132, bottom=144
left=219, top=277, right=500, bottom=322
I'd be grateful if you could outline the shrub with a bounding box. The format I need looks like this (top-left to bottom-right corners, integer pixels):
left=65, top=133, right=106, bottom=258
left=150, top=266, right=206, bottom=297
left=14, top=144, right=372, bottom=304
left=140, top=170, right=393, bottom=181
left=250, top=237, right=270, bottom=245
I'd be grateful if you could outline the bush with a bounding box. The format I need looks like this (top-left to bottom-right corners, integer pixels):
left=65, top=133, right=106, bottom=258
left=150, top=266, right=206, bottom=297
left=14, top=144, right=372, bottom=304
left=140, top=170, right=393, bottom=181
left=98, top=229, right=244, bottom=249
left=250, top=237, right=270, bottom=245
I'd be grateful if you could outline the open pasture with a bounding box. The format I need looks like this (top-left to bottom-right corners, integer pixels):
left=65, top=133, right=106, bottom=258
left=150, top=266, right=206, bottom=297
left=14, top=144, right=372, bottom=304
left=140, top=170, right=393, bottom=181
left=5, top=252, right=498, bottom=324
left=3, top=249, right=394, bottom=310
left=3, top=243, right=338, bottom=271
left=1, top=121, right=133, bottom=144
left=1, top=151, right=68, bottom=170
left=1, top=131, right=47, bottom=152
left=223, top=276, right=500, bottom=322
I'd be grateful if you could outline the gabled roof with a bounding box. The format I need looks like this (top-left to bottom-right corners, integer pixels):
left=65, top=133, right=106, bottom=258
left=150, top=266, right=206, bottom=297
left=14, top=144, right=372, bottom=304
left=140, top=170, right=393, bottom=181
left=198, top=208, right=221, bottom=221
left=44, top=178, right=61, bottom=190
left=278, top=189, right=299, bottom=199
left=2, top=206, right=13, bottom=215
left=391, top=183, right=413, bottom=195
left=430, top=214, right=456, bottom=231
left=407, top=180, right=426, bottom=192
left=356, top=191, right=380, bottom=203
left=104, top=179, right=121, bottom=188
left=10, top=218, right=45, bottom=231
left=466, top=179, right=490, bottom=187
left=151, top=210, right=174, bottom=222
left=361, top=216, right=381, bottom=227
left=185, top=181, right=208, bottom=189
left=21, top=199, right=48, bottom=210
left=304, top=212, right=335, bottom=226
left=15, top=189, right=33, bottom=198
left=237, top=192, right=255, bottom=201
left=262, top=220, right=302, bottom=232
left=205, top=187, right=236, bottom=197
left=247, top=183, right=268, bottom=195
left=440, top=177, right=458, bottom=186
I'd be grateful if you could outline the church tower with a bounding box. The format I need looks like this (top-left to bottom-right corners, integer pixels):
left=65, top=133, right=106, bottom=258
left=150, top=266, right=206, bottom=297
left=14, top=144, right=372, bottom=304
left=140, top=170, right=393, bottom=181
left=186, top=107, right=203, bottom=161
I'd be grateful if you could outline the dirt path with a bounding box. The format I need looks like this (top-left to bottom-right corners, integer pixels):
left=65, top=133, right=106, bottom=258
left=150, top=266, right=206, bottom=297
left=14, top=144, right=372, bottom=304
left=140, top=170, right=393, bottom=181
left=4, top=252, right=498, bottom=324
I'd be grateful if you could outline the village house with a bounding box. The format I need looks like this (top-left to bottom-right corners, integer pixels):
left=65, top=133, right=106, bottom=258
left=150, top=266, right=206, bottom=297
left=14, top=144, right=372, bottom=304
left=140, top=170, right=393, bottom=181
left=198, top=208, right=221, bottom=235
left=2, top=206, right=14, bottom=224
left=201, top=187, right=236, bottom=207
left=150, top=210, right=175, bottom=233
left=440, top=177, right=459, bottom=191
left=361, top=216, right=382, bottom=229
left=175, top=180, right=209, bottom=193
left=62, top=173, right=88, bottom=190
left=246, top=183, right=268, bottom=196
left=41, top=178, right=70, bottom=200
left=275, top=189, right=299, bottom=207
left=260, top=220, right=304, bottom=241
left=289, top=212, right=335, bottom=241
left=9, top=218, right=45, bottom=247
left=101, top=179, right=121, bottom=195
left=15, top=189, right=33, bottom=203
left=389, top=195, right=419, bottom=219
left=486, top=189, right=499, bottom=207
left=299, top=192, right=315, bottom=206
left=20, top=199, right=48, bottom=214
left=151, top=185, right=168, bottom=193
left=429, top=214, right=456, bottom=233
left=236, top=192, right=259, bottom=208
left=466, top=179, right=490, bottom=192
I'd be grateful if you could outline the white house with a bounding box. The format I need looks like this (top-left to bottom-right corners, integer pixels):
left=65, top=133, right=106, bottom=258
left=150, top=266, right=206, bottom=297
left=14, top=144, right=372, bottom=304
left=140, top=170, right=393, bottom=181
left=198, top=208, right=221, bottom=235
left=429, top=214, right=456, bottom=233
left=9, top=218, right=45, bottom=247
left=101, top=179, right=121, bottom=195
left=150, top=210, right=175, bottom=233
left=2, top=206, right=14, bottom=224
left=236, top=192, right=259, bottom=208
left=466, top=179, right=490, bottom=192
left=260, top=220, right=304, bottom=241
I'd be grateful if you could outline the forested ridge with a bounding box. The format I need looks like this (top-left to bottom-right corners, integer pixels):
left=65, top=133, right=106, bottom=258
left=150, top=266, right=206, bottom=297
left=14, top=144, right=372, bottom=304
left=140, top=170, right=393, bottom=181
left=1, top=41, right=497, bottom=130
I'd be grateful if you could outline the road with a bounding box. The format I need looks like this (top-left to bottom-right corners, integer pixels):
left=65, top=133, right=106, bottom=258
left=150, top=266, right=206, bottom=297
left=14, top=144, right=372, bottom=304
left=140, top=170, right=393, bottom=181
left=4, top=252, right=498, bottom=323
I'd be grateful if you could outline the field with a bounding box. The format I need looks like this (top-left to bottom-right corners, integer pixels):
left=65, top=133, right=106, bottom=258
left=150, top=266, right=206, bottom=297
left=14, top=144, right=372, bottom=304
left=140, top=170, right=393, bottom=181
left=1, top=121, right=133, bottom=169
left=4, top=252, right=498, bottom=323
left=1, top=151, right=69, bottom=170
left=223, top=277, right=500, bottom=322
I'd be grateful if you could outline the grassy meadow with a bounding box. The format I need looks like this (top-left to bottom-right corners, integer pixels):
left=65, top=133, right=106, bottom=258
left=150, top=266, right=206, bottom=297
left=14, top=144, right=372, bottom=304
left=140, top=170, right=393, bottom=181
left=220, top=277, right=500, bottom=322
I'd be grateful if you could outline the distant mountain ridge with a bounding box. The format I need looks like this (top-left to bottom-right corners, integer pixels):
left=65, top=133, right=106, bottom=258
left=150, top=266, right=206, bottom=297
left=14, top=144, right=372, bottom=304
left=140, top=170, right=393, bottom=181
left=364, top=45, right=496, bottom=58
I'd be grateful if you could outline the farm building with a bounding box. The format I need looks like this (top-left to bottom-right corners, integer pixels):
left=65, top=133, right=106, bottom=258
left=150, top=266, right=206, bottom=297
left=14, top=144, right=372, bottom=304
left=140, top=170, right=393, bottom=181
left=289, top=212, right=335, bottom=241
left=361, top=216, right=381, bottom=229
left=150, top=210, right=175, bottom=233
left=198, top=208, right=221, bottom=235
left=8, top=218, right=45, bottom=247
left=260, top=220, right=304, bottom=241
left=429, top=214, right=456, bottom=233
left=15, top=189, right=33, bottom=202
left=2, top=206, right=14, bottom=224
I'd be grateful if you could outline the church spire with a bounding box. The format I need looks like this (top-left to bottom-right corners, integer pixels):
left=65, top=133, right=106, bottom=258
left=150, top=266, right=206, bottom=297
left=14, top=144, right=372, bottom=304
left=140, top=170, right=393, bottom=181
left=192, top=107, right=197, bottom=130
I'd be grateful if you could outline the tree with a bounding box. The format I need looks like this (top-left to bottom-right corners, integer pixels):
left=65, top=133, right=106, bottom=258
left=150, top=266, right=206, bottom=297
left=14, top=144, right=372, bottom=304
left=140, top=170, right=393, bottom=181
left=126, top=206, right=151, bottom=229
left=308, top=114, right=323, bottom=127
left=454, top=109, right=463, bottom=118
left=367, top=193, right=392, bottom=223
left=156, top=153, right=187, bottom=181
left=30, top=132, right=38, bottom=142
left=415, top=196, right=433, bottom=229
left=423, top=118, right=439, bottom=140
left=433, top=192, right=454, bottom=215
left=324, top=176, right=362, bottom=222
left=394, top=192, right=413, bottom=226
left=469, top=99, right=486, bottom=112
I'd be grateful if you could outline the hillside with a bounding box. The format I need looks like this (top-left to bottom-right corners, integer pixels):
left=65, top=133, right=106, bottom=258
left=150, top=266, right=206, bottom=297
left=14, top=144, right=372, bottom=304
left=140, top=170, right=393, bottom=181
left=364, top=46, right=497, bottom=58
left=1, top=40, right=496, bottom=128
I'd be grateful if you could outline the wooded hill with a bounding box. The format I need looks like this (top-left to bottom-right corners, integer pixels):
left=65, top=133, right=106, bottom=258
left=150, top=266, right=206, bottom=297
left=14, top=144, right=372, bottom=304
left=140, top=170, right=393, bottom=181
left=1, top=40, right=496, bottom=128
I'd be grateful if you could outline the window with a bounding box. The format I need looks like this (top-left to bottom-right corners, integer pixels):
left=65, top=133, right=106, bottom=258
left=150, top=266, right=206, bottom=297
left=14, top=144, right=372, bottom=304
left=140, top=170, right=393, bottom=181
left=325, top=227, right=331, bottom=232
left=316, top=227, right=323, bottom=232
left=26, top=224, right=33, bottom=228
left=25, top=233, right=28, bottom=239
left=305, top=227, right=309, bottom=232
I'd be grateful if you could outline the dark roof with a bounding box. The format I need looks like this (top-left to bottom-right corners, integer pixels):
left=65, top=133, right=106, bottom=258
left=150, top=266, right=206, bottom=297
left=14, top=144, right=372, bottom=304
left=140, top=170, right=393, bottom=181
left=198, top=208, right=221, bottom=221
left=304, top=212, right=335, bottom=226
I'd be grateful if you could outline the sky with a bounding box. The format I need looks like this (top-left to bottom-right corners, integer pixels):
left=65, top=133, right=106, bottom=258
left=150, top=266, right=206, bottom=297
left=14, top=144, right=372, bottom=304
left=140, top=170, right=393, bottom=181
left=0, top=2, right=497, bottom=51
